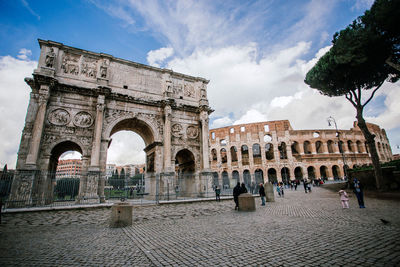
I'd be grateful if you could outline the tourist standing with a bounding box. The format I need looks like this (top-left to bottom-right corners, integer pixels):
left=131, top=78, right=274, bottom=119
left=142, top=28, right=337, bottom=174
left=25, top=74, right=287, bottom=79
left=353, top=178, right=365, bottom=208
left=280, top=182, right=284, bottom=197
left=233, top=182, right=241, bottom=210
left=303, top=179, right=308, bottom=193
left=259, top=183, right=266, bottom=206
left=276, top=183, right=281, bottom=197
left=215, top=186, right=221, bottom=202
left=338, top=189, right=349, bottom=208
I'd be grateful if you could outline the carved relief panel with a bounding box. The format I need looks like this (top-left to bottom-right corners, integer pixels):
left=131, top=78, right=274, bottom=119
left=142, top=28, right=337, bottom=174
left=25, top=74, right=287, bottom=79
left=61, top=52, right=80, bottom=75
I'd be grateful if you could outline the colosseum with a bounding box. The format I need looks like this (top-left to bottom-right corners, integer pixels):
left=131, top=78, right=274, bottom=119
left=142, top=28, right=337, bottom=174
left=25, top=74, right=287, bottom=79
left=209, top=120, right=393, bottom=190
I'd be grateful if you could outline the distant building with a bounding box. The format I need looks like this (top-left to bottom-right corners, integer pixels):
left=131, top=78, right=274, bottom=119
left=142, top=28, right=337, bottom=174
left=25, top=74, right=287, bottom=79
left=56, top=159, right=82, bottom=179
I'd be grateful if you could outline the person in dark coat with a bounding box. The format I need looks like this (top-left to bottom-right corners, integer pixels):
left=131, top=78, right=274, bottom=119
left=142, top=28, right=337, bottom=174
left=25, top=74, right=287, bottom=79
left=233, top=182, right=241, bottom=210
left=259, top=183, right=266, bottom=206
left=353, top=178, right=365, bottom=208
left=215, top=186, right=221, bottom=202
left=240, top=183, right=248, bottom=194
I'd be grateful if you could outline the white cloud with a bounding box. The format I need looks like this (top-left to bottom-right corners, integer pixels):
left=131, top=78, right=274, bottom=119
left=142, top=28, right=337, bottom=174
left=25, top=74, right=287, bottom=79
left=147, top=47, right=174, bottom=67
left=0, top=55, right=36, bottom=168
left=352, top=0, right=374, bottom=11
left=210, top=116, right=233, bottom=129
left=107, top=131, right=146, bottom=165
left=17, top=49, right=32, bottom=60
left=233, top=109, right=268, bottom=125
left=60, top=151, right=82, bottom=160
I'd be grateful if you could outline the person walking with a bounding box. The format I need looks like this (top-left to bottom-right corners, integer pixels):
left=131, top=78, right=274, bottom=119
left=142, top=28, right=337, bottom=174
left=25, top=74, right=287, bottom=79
left=259, top=183, right=266, bottom=206
left=276, top=183, right=281, bottom=197
left=353, top=178, right=365, bottom=208
left=280, top=182, right=284, bottom=197
left=338, top=189, right=349, bottom=208
left=303, top=179, right=308, bottom=193
left=233, top=182, right=241, bottom=210
left=215, top=186, right=221, bottom=202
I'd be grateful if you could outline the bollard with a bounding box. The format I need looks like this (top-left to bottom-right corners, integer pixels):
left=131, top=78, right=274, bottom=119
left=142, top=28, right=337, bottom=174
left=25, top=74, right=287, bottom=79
left=238, top=193, right=256, bottom=211
left=265, top=183, right=275, bottom=202
left=110, top=202, right=133, bottom=228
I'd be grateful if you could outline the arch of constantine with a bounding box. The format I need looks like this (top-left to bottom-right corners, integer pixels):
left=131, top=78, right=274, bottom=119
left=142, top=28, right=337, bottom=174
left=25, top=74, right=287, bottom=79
left=9, top=40, right=213, bottom=206
left=209, top=120, right=393, bottom=188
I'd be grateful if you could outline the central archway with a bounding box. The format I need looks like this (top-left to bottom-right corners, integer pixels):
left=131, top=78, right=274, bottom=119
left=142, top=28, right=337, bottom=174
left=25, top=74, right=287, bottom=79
left=175, top=149, right=196, bottom=197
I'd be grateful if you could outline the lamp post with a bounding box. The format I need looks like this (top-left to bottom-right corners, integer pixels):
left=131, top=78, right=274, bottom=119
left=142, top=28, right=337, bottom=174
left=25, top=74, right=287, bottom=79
left=327, top=116, right=348, bottom=180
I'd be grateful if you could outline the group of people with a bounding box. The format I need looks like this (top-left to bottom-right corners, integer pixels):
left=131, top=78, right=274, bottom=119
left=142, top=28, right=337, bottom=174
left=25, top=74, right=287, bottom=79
left=232, top=182, right=249, bottom=210
left=338, top=178, right=365, bottom=209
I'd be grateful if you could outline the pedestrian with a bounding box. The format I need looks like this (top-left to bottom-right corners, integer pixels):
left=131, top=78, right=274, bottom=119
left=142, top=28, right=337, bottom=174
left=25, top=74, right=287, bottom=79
left=240, top=183, right=248, bottom=194
left=259, top=183, right=266, bottom=206
left=215, top=186, right=221, bottom=202
left=353, top=178, right=365, bottom=208
left=276, top=183, right=281, bottom=197
left=294, top=181, right=298, bottom=190
left=233, top=182, right=241, bottom=210
left=303, top=179, right=308, bottom=193
left=280, top=182, right=284, bottom=197
left=307, top=182, right=312, bottom=193
left=338, top=189, right=349, bottom=208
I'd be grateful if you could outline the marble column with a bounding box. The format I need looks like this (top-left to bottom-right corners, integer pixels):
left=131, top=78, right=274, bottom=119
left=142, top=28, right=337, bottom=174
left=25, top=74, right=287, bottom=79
left=26, top=84, right=50, bottom=166
left=163, top=105, right=172, bottom=172
left=90, top=95, right=105, bottom=169
left=200, top=110, right=210, bottom=170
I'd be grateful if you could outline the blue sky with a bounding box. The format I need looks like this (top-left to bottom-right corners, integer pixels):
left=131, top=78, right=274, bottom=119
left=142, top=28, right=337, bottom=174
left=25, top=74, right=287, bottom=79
left=0, top=0, right=399, bottom=167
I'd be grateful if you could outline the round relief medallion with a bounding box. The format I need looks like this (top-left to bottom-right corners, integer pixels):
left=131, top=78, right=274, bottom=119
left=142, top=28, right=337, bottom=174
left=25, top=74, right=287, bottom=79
left=73, top=111, right=93, bottom=128
left=48, top=108, right=71, bottom=126
left=186, top=126, right=199, bottom=139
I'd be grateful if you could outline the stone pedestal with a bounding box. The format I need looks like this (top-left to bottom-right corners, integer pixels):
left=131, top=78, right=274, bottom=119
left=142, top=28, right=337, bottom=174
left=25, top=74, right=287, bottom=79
left=265, top=183, right=275, bottom=202
left=110, top=202, right=133, bottom=228
left=238, top=193, right=256, bottom=211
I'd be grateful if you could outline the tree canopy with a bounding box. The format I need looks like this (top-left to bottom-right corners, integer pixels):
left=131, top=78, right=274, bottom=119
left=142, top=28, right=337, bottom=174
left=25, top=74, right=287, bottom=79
left=304, top=0, right=400, bottom=189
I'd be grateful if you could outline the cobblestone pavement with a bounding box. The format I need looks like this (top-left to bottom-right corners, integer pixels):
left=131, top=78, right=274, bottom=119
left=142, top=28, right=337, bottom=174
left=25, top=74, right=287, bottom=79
left=1, top=186, right=400, bottom=266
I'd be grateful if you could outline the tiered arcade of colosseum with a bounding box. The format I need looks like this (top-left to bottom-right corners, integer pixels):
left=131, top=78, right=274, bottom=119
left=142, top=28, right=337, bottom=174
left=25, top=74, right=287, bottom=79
left=209, top=120, right=393, bottom=189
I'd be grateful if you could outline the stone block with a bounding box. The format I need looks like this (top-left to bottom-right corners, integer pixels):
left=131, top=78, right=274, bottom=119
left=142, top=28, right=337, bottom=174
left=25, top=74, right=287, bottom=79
left=265, top=183, right=275, bottom=202
left=110, top=202, right=133, bottom=228
left=238, top=193, right=256, bottom=211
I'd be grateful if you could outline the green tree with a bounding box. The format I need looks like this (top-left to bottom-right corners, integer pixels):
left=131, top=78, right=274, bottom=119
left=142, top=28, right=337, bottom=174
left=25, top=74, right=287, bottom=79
left=305, top=0, right=399, bottom=189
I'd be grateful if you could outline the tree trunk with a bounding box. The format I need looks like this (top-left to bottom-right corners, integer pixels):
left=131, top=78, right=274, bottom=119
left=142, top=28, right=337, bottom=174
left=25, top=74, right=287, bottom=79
left=355, top=106, right=383, bottom=190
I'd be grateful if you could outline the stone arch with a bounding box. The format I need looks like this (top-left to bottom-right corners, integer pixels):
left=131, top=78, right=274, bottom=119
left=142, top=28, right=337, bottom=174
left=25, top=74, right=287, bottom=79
left=212, top=172, right=219, bottom=187
left=315, top=141, right=324, bottom=153
left=265, top=143, right=274, bottom=160
left=243, top=169, right=251, bottom=188
left=255, top=169, right=264, bottom=185
left=278, top=142, right=287, bottom=159
left=267, top=168, right=277, bottom=183
left=307, top=166, right=316, bottom=180
left=232, top=170, right=239, bottom=183
left=175, top=149, right=196, bottom=197
left=347, top=140, right=354, bottom=152
left=253, top=143, right=261, bottom=164
left=327, top=140, right=334, bottom=153
left=220, top=148, right=227, bottom=163
left=291, top=141, right=300, bottom=155
left=332, top=165, right=341, bottom=179
left=241, top=145, right=249, bottom=165
left=303, top=141, right=312, bottom=154
left=356, top=140, right=363, bottom=153
left=320, top=166, right=328, bottom=179
left=281, top=167, right=290, bottom=184
left=294, top=167, right=303, bottom=180
left=48, top=140, right=84, bottom=173
left=211, top=148, right=217, bottom=162
left=230, top=146, right=238, bottom=162
left=222, top=171, right=230, bottom=189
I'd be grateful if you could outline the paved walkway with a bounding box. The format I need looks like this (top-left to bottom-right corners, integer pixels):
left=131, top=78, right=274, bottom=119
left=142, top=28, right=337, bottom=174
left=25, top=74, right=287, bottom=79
left=1, top=186, right=400, bottom=266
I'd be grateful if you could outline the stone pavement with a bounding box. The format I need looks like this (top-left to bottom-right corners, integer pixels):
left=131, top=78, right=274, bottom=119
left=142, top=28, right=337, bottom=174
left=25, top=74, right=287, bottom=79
left=1, top=186, right=400, bottom=266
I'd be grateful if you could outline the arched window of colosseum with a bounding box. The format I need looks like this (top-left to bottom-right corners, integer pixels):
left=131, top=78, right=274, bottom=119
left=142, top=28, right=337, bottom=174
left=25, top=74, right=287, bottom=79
left=220, top=148, right=227, bottom=163
left=332, top=165, right=340, bottom=179
left=265, top=143, right=274, bottom=160
left=356, top=141, right=362, bottom=153
left=230, top=146, right=238, bottom=162
left=303, top=141, right=311, bottom=154
left=365, top=141, right=369, bottom=153
left=232, top=171, right=239, bottom=183
left=211, top=132, right=215, bottom=140
left=212, top=172, right=219, bottom=187
left=279, top=142, right=288, bottom=159
left=255, top=169, right=264, bottom=187
left=241, top=145, right=249, bottom=165
left=320, top=166, right=328, bottom=179
left=264, top=125, right=270, bottom=132
left=220, top=139, right=227, bottom=146
left=253, top=144, right=261, bottom=164
left=377, top=142, right=382, bottom=153
left=230, top=128, right=234, bottom=134
left=307, top=166, right=316, bottom=179
left=294, top=167, right=303, bottom=180
left=291, top=142, right=299, bottom=154
left=222, top=171, right=230, bottom=189
left=241, top=126, right=245, bottom=132
left=313, top=132, right=320, bottom=138
left=211, top=149, right=217, bottom=162
left=264, top=134, right=272, bottom=142
left=316, top=141, right=323, bottom=153
left=281, top=167, right=290, bottom=184
left=327, top=140, right=334, bottom=153
left=243, top=170, right=251, bottom=188
left=347, top=140, right=353, bottom=152
left=338, top=141, right=344, bottom=153
left=267, top=168, right=277, bottom=183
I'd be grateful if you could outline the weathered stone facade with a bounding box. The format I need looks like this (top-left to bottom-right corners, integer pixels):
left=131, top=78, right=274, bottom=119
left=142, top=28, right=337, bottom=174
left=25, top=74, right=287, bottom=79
left=209, top=120, right=392, bottom=187
left=9, top=40, right=213, bottom=206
